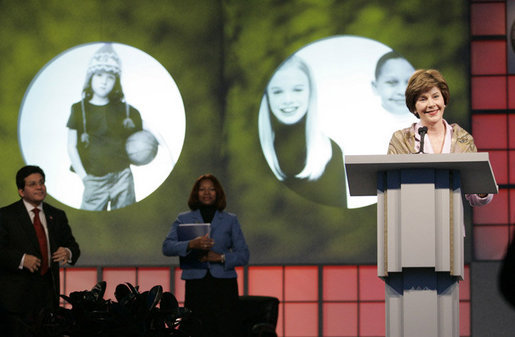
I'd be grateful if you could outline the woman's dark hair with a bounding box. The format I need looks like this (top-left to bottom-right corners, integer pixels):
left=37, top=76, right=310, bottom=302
left=16, top=165, right=45, bottom=190
left=405, top=69, right=450, bottom=117
left=187, top=174, right=227, bottom=211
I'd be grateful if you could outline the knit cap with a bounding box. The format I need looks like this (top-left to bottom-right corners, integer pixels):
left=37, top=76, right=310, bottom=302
left=86, top=43, right=121, bottom=78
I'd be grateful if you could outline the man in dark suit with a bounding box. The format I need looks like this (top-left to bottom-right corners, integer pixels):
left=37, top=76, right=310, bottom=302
left=0, top=165, right=80, bottom=336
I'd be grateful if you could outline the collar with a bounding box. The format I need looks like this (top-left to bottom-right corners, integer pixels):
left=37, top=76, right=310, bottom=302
left=22, top=199, right=43, bottom=213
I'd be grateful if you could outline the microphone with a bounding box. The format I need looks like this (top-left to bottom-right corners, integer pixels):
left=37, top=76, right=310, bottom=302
left=417, top=126, right=428, bottom=154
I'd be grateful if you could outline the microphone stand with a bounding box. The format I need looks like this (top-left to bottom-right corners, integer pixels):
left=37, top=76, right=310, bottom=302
left=417, top=126, right=428, bottom=154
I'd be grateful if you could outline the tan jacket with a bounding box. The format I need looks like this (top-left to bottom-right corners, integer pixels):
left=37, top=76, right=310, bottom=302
left=387, top=122, right=477, bottom=154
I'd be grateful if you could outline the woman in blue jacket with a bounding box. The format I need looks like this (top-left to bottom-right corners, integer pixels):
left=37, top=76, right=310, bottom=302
left=162, top=173, right=249, bottom=337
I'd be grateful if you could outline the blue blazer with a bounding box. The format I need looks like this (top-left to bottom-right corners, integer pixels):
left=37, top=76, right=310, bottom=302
left=162, top=209, right=249, bottom=280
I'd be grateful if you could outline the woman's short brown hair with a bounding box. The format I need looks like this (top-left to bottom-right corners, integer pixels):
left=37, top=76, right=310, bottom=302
left=405, top=69, right=450, bottom=117
left=187, top=173, right=227, bottom=211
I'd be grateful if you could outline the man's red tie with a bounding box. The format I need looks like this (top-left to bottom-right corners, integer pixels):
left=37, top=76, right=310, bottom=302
left=32, top=208, right=49, bottom=275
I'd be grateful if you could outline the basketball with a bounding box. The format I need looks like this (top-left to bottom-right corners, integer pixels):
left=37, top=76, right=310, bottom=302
left=125, top=130, right=159, bottom=166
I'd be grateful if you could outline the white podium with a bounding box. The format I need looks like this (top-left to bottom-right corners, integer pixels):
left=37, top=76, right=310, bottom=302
left=345, top=153, right=498, bottom=337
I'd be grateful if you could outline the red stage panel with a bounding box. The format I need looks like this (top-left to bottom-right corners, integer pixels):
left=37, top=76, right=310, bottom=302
left=510, top=150, right=515, bottom=184
left=474, top=225, right=511, bottom=260
left=284, top=303, right=318, bottom=337
left=102, top=267, right=137, bottom=301
left=322, top=265, right=358, bottom=301
left=472, top=114, right=508, bottom=149
left=460, top=265, right=471, bottom=301
left=137, top=267, right=170, bottom=293
left=277, top=303, right=284, bottom=337
left=248, top=266, right=284, bottom=300
left=323, top=302, right=358, bottom=337
left=509, top=115, right=515, bottom=148
left=507, top=78, right=515, bottom=110
left=63, top=267, right=98, bottom=296
left=488, top=150, right=508, bottom=185
left=284, top=266, right=318, bottom=301
left=359, top=302, right=385, bottom=337
left=511, top=189, right=515, bottom=225
left=473, top=189, right=509, bottom=224
left=471, top=77, right=506, bottom=110
left=60, top=268, right=64, bottom=295
left=460, top=301, right=471, bottom=337
left=358, top=265, right=385, bottom=302
left=470, top=2, right=506, bottom=36
left=236, top=266, right=245, bottom=296
left=471, top=40, right=506, bottom=75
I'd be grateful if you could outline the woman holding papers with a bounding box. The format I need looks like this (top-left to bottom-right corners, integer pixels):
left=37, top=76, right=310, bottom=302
left=387, top=69, right=492, bottom=206
left=162, top=173, right=249, bottom=337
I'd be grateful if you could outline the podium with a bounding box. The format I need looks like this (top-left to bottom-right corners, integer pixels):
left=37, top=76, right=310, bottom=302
left=345, top=153, right=498, bottom=337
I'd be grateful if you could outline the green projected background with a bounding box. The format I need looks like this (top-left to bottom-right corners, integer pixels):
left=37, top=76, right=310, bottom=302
left=0, top=0, right=468, bottom=265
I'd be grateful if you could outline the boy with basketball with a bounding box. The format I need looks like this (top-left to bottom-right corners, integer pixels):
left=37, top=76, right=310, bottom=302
left=67, top=43, right=154, bottom=211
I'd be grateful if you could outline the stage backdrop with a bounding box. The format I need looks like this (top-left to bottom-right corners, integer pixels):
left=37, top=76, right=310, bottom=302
left=0, top=0, right=469, bottom=265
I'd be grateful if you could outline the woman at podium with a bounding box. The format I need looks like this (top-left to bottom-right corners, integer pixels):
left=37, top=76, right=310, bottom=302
left=387, top=68, right=492, bottom=206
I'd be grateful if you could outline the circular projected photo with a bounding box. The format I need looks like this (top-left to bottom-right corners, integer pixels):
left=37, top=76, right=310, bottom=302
left=19, top=42, right=185, bottom=211
left=259, top=35, right=416, bottom=209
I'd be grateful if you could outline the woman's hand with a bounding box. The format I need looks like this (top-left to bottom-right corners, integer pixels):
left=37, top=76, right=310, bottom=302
left=188, top=233, right=214, bottom=251
left=199, top=251, right=224, bottom=263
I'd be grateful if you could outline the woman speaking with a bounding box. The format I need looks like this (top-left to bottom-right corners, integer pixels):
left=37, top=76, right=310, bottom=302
left=388, top=69, right=492, bottom=206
